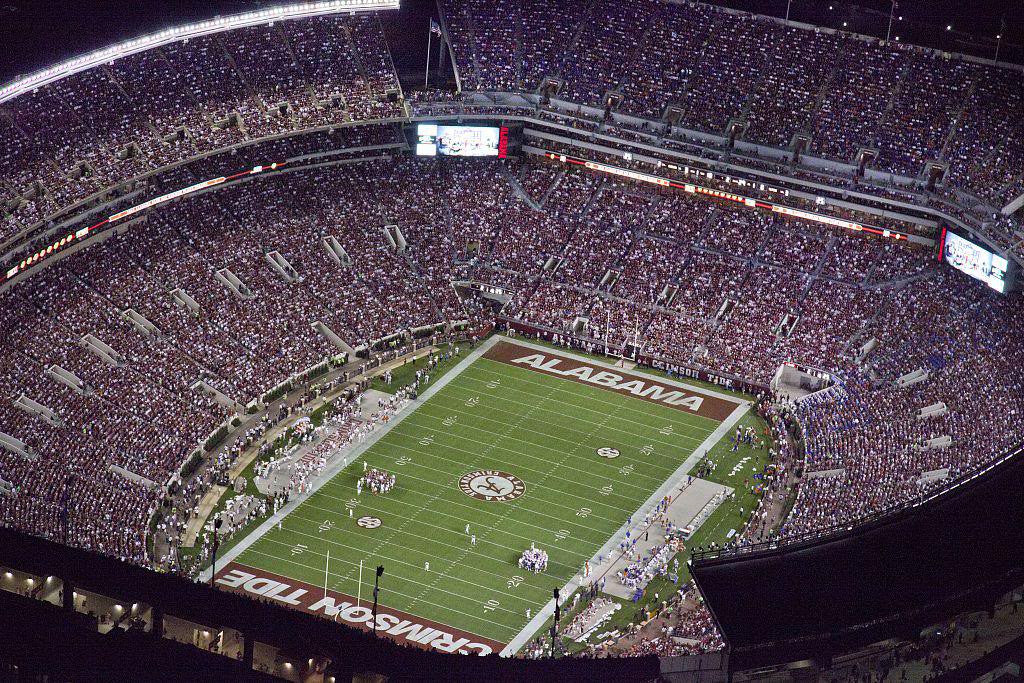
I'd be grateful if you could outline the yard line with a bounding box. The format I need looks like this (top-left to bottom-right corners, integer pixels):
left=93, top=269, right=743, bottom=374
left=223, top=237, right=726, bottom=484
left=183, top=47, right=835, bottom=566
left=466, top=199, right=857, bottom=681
left=253, top=532, right=549, bottom=604
left=377, top=439, right=647, bottom=516
left=240, top=547, right=523, bottom=634
left=220, top=335, right=748, bottom=650
left=462, top=359, right=722, bottom=430
left=435, top=378, right=716, bottom=448
left=394, top=412, right=678, bottom=484
left=282, top=499, right=591, bottom=574
left=414, top=394, right=707, bottom=454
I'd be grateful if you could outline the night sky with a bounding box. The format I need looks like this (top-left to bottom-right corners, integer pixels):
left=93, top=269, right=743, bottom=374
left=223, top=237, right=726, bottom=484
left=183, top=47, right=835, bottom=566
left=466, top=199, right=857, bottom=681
left=0, top=0, right=1021, bottom=88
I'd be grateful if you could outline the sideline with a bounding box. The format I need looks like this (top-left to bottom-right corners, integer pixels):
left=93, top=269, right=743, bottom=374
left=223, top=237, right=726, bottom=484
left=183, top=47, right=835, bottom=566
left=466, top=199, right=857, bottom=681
left=200, top=336, right=502, bottom=582
left=181, top=345, right=439, bottom=549
left=495, top=337, right=751, bottom=655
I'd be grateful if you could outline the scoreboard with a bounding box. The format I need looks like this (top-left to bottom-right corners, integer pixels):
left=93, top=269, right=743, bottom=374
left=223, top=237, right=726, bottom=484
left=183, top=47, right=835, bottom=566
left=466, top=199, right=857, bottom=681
left=937, top=227, right=1014, bottom=293
left=415, top=124, right=509, bottom=158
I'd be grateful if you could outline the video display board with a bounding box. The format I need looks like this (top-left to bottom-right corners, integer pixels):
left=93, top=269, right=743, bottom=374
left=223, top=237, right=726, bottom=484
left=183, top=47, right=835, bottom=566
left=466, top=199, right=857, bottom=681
left=938, top=228, right=1011, bottom=293
left=415, top=124, right=507, bottom=158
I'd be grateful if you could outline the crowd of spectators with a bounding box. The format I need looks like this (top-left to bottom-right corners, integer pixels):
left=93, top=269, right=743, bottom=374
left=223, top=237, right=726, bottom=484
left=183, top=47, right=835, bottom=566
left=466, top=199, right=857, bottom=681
left=783, top=272, right=1024, bottom=537
left=440, top=0, right=1024, bottom=209
left=0, top=13, right=401, bottom=244
left=0, top=132, right=1022, bottom=662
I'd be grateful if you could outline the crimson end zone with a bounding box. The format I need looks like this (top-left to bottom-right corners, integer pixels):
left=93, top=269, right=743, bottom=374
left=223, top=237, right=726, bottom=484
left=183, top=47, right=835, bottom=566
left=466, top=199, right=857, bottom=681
left=215, top=562, right=505, bottom=655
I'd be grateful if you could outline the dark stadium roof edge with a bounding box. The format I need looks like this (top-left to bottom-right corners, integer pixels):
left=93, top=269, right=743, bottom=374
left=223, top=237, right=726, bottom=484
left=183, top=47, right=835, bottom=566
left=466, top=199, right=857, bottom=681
left=0, top=0, right=400, bottom=106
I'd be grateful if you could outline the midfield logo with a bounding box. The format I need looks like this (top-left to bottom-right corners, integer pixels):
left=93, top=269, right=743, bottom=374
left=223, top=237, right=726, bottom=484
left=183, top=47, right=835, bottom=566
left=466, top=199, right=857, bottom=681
left=459, top=470, right=526, bottom=502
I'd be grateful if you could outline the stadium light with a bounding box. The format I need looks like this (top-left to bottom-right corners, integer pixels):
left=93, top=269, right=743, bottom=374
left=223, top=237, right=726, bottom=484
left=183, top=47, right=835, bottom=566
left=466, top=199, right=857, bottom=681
left=371, top=565, right=384, bottom=635
left=0, top=0, right=399, bottom=105
left=210, top=517, right=223, bottom=587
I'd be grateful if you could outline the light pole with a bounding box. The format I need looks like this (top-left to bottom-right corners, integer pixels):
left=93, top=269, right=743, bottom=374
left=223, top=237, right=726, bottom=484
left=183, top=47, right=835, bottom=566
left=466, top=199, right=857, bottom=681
left=786, top=0, right=792, bottom=22
left=371, top=565, right=384, bottom=635
left=886, top=0, right=897, bottom=43
left=210, top=517, right=223, bottom=586
left=550, top=587, right=561, bottom=657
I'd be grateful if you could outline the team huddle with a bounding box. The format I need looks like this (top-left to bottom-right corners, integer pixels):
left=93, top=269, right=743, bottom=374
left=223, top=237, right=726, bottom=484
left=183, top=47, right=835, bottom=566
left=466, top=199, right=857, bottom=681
left=358, top=465, right=397, bottom=495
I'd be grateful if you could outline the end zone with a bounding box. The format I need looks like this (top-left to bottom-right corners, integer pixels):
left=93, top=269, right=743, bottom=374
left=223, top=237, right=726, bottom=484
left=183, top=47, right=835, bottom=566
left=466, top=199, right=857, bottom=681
left=215, top=562, right=506, bottom=655
left=484, top=339, right=744, bottom=421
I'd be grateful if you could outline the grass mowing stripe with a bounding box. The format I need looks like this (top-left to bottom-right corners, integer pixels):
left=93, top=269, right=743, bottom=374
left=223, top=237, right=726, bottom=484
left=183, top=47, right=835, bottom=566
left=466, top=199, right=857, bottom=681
left=368, top=439, right=640, bottom=521
left=390, top=415, right=676, bottom=486
left=465, top=359, right=722, bottom=432
left=422, top=382, right=712, bottom=452
left=298, top=489, right=597, bottom=570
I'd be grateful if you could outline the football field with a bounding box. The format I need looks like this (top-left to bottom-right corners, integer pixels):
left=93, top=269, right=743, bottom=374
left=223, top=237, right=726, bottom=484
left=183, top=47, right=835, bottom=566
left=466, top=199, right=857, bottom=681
left=213, top=338, right=747, bottom=655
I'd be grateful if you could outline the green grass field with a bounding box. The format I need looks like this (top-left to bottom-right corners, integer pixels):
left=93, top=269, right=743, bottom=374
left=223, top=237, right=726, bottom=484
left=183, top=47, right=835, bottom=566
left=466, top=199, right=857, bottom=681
left=227, top=341, right=745, bottom=649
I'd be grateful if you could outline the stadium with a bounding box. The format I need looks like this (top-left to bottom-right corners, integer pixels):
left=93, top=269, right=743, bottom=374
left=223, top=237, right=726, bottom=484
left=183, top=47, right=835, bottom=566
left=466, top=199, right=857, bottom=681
left=0, top=0, right=1022, bottom=680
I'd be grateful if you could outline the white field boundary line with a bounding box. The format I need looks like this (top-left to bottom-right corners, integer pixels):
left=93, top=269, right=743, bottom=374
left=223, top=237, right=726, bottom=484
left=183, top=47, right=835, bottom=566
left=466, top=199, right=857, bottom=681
left=500, top=396, right=752, bottom=656
left=201, top=335, right=506, bottom=582
left=205, top=335, right=748, bottom=649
